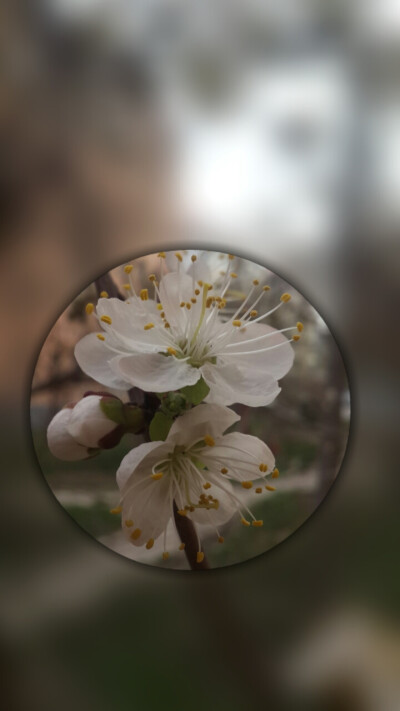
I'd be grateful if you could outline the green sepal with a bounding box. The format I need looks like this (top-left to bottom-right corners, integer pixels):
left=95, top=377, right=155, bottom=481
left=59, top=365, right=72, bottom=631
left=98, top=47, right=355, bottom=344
left=160, top=392, right=187, bottom=416
left=180, top=377, right=210, bottom=405
left=99, top=397, right=126, bottom=425
left=149, top=412, right=173, bottom=441
left=123, top=404, right=145, bottom=433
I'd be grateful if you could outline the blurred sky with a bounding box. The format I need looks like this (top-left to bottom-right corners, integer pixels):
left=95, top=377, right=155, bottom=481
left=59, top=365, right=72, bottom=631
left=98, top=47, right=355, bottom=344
left=1, top=1, right=400, bottom=710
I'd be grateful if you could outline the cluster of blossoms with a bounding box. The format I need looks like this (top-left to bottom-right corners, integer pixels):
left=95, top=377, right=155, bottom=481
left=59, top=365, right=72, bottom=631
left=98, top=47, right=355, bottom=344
left=47, top=251, right=303, bottom=566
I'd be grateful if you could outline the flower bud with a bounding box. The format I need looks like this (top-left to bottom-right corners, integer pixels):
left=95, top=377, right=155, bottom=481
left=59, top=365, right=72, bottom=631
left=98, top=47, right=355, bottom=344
left=47, top=408, right=93, bottom=461
left=67, top=394, right=123, bottom=449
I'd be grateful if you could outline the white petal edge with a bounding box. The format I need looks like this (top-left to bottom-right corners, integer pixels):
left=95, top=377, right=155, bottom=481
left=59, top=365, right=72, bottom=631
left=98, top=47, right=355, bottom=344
left=168, top=403, right=240, bottom=445
left=112, top=352, right=201, bottom=393
left=74, top=333, right=131, bottom=390
left=202, top=361, right=281, bottom=407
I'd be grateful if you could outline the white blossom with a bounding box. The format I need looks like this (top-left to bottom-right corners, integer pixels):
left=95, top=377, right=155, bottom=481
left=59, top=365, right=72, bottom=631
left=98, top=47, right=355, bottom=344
left=75, top=252, right=300, bottom=406
left=115, top=403, right=277, bottom=561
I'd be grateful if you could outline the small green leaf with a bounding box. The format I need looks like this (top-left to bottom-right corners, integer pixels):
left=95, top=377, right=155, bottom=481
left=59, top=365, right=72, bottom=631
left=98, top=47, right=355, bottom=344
left=149, top=412, right=173, bottom=441
left=99, top=397, right=126, bottom=425
left=180, top=377, right=210, bottom=405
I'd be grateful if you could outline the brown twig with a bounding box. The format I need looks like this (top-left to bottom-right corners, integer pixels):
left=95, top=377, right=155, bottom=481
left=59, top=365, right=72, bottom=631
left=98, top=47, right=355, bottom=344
left=95, top=274, right=124, bottom=300
left=173, top=500, right=210, bottom=570
left=31, top=366, right=82, bottom=393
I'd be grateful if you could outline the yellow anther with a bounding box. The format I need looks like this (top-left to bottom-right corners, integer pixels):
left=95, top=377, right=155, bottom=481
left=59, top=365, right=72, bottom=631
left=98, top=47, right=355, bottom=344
left=191, top=255, right=197, bottom=262
left=280, top=292, right=291, bottom=302
left=272, top=468, right=280, bottom=479
left=123, top=284, right=131, bottom=290
left=197, top=552, right=204, bottom=563
left=160, top=312, right=165, bottom=318
left=85, top=303, right=94, bottom=315
left=144, top=322, right=155, bottom=330
left=241, top=481, right=253, bottom=489
left=164, top=323, right=170, bottom=329
left=206, top=297, right=213, bottom=308
left=205, top=283, right=213, bottom=291
left=250, top=310, right=258, bottom=317
left=151, top=472, right=163, bottom=480
left=110, top=506, right=122, bottom=515
left=100, top=291, right=109, bottom=298
left=297, top=321, right=304, bottom=332
left=203, top=482, right=211, bottom=490
left=97, top=334, right=105, bottom=341
left=230, top=272, right=238, bottom=278
left=195, top=288, right=200, bottom=295
left=252, top=520, right=264, bottom=527
left=125, top=520, right=134, bottom=527
left=218, top=536, right=224, bottom=544
left=220, top=270, right=226, bottom=276
left=177, top=509, right=187, bottom=517
left=140, top=288, right=148, bottom=301
left=228, top=254, right=234, bottom=260
left=162, top=552, right=169, bottom=560
left=157, top=252, right=166, bottom=258
left=259, top=463, right=268, bottom=473
left=146, top=538, right=154, bottom=550
left=180, top=301, right=185, bottom=308
left=186, top=303, right=191, bottom=310
left=179, top=543, right=186, bottom=550
left=157, top=303, right=163, bottom=310
left=293, top=334, right=301, bottom=342
left=220, top=467, right=228, bottom=474
left=148, top=274, right=156, bottom=282
left=232, top=320, right=242, bottom=327
left=167, top=347, right=177, bottom=356
left=131, top=528, right=141, bottom=540
left=175, top=252, right=183, bottom=262
left=204, top=435, right=215, bottom=447
left=219, top=299, right=227, bottom=308
left=253, top=279, right=259, bottom=286
left=241, top=518, right=250, bottom=527
left=255, top=487, right=262, bottom=494
left=265, top=485, right=276, bottom=492
left=263, top=285, right=271, bottom=292
left=197, top=280, right=203, bottom=287
left=191, top=297, right=197, bottom=304
left=124, top=265, right=133, bottom=274
left=100, top=315, right=112, bottom=325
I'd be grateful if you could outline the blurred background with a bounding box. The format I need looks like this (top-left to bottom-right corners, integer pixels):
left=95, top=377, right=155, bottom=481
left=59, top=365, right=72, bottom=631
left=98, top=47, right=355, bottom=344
left=30, top=253, right=350, bottom=569
left=1, top=0, right=399, bottom=709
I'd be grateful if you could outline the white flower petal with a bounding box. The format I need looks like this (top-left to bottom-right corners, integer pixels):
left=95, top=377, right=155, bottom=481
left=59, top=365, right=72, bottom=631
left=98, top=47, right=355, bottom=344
left=168, top=403, right=240, bottom=445
left=201, top=361, right=281, bottom=407
left=117, top=441, right=174, bottom=545
left=200, top=432, right=275, bottom=482
left=188, top=473, right=237, bottom=527
left=222, top=322, right=294, bottom=380
left=159, top=271, right=202, bottom=331
left=74, top=333, right=131, bottom=390
left=117, top=441, right=169, bottom=489
left=47, top=408, right=91, bottom=461
left=96, top=298, right=165, bottom=352
left=122, top=475, right=173, bottom=546
left=67, top=395, right=116, bottom=448
left=112, top=352, right=201, bottom=393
